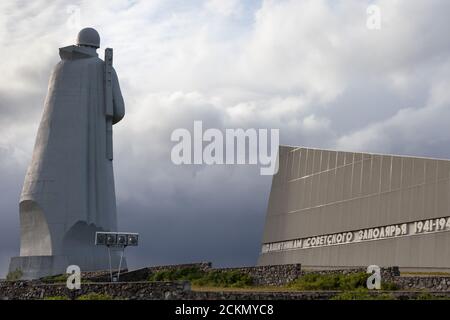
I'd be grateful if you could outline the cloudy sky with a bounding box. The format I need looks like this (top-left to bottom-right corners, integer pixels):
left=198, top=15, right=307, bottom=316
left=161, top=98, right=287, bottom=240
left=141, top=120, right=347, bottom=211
left=1, top=0, right=450, bottom=277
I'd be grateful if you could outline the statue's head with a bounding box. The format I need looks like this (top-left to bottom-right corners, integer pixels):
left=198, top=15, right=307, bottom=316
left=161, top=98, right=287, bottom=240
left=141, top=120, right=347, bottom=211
left=76, top=27, right=100, bottom=49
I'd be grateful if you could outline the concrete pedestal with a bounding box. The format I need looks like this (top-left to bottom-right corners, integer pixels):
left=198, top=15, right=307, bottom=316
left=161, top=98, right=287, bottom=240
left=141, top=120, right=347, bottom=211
left=9, top=252, right=127, bottom=280
left=9, top=256, right=68, bottom=280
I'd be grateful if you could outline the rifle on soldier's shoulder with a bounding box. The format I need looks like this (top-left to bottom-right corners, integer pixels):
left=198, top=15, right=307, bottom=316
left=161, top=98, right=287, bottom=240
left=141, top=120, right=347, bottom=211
left=104, top=48, right=114, bottom=160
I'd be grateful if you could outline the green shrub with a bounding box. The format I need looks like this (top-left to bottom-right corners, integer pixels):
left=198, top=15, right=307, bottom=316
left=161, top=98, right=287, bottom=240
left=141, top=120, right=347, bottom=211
left=289, top=273, right=342, bottom=290
left=381, top=281, right=399, bottom=291
left=331, top=288, right=395, bottom=300
left=148, top=267, right=253, bottom=288
left=289, top=272, right=400, bottom=292
left=148, top=267, right=205, bottom=282
left=290, top=272, right=401, bottom=291
left=6, top=269, right=23, bottom=281
left=77, top=293, right=113, bottom=300
left=288, top=272, right=367, bottom=291
left=338, top=272, right=369, bottom=291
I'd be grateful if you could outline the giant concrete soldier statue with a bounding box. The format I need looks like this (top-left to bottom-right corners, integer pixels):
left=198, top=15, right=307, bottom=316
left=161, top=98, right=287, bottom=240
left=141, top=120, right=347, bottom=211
left=9, top=28, right=126, bottom=279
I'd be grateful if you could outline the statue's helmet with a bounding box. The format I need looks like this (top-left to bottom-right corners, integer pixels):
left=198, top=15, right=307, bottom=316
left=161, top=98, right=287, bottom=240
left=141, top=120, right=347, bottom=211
left=76, top=27, right=100, bottom=48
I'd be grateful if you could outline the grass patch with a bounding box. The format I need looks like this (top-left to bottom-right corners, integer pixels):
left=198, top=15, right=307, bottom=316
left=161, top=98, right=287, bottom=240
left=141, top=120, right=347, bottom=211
left=77, top=293, right=113, bottom=300
left=191, top=285, right=306, bottom=292
left=414, top=293, right=450, bottom=300
left=40, top=274, right=69, bottom=283
left=288, top=272, right=367, bottom=291
left=43, top=296, right=69, bottom=300
left=331, top=288, right=396, bottom=300
left=148, top=267, right=253, bottom=288
left=148, top=267, right=205, bottom=282
left=44, top=293, right=116, bottom=300
left=6, top=269, right=23, bottom=281
left=40, top=274, right=93, bottom=284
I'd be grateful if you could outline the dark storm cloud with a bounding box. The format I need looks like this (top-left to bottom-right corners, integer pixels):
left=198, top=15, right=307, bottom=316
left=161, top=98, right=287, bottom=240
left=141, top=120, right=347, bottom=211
left=117, top=179, right=270, bottom=268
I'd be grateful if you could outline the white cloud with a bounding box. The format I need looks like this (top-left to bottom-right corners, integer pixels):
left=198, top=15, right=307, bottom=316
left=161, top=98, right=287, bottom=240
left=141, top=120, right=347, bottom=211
left=337, top=57, right=450, bottom=156
left=205, top=0, right=242, bottom=17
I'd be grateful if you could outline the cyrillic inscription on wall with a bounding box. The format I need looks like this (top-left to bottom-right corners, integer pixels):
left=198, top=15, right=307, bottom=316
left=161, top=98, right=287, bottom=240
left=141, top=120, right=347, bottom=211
left=261, top=216, right=450, bottom=253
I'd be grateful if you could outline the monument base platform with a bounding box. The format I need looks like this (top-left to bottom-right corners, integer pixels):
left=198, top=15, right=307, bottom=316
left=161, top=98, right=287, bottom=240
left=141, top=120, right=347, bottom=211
left=9, top=256, right=68, bottom=280
left=9, top=253, right=127, bottom=280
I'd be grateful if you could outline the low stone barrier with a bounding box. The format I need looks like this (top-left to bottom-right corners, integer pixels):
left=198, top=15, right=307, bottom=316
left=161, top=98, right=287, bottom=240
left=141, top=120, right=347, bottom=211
left=0, top=280, right=190, bottom=300
left=217, top=264, right=302, bottom=286
left=394, top=276, right=450, bottom=291
left=3, top=263, right=450, bottom=299
left=1, top=280, right=450, bottom=300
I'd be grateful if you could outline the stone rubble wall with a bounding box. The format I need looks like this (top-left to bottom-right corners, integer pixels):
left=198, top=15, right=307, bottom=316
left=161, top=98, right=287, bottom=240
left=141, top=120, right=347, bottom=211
left=0, top=280, right=191, bottom=300
left=108, top=263, right=448, bottom=291
left=394, top=276, right=450, bottom=291
left=92, top=263, right=398, bottom=286
left=217, top=264, right=302, bottom=286
left=1, top=280, right=450, bottom=300
left=2, top=263, right=450, bottom=300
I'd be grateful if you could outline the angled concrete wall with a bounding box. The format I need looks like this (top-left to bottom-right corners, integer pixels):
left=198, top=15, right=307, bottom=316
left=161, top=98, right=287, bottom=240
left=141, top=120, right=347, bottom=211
left=258, top=146, right=450, bottom=271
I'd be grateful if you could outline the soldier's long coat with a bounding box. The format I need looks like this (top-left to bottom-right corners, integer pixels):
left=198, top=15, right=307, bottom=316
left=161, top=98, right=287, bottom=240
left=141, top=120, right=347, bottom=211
left=19, top=45, right=125, bottom=267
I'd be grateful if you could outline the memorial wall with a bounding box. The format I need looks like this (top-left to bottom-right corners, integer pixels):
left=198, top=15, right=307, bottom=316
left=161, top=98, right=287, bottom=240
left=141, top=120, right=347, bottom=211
left=258, top=146, right=450, bottom=271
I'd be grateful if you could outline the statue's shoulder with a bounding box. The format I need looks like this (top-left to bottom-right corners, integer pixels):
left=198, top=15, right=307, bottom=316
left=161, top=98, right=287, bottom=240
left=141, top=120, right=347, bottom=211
left=59, top=46, right=101, bottom=62
left=86, top=56, right=104, bottom=65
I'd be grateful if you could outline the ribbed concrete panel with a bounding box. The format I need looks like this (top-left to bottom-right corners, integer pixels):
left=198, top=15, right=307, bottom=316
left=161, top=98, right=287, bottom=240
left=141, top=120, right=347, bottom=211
left=259, top=146, right=450, bottom=270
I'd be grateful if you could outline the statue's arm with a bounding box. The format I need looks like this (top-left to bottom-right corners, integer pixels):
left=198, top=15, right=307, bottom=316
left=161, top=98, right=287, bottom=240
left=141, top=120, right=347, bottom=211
left=112, top=68, right=125, bottom=124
